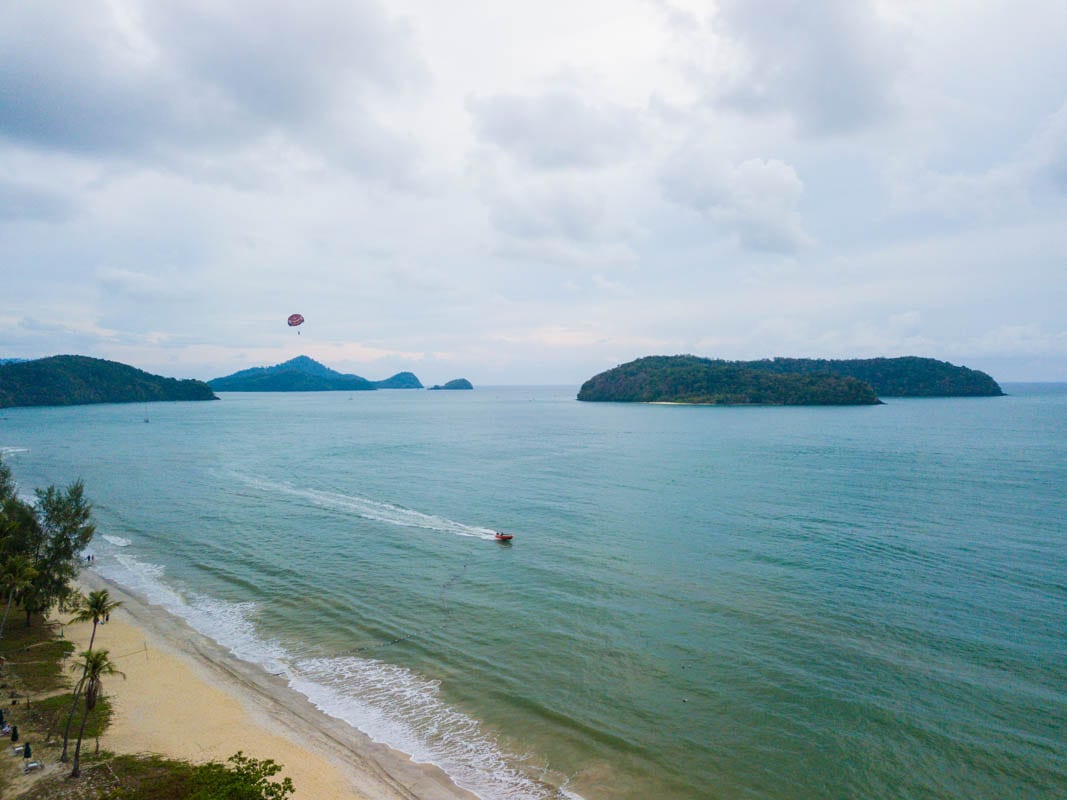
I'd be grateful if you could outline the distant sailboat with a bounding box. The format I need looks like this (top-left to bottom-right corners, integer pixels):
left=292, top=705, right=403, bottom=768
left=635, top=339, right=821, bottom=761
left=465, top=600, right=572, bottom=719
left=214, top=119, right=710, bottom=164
left=143, top=403, right=149, bottom=423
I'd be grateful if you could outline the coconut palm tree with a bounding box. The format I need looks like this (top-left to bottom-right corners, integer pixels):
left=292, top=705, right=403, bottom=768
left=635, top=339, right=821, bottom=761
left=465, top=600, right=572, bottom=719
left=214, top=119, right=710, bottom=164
left=70, top=649, right=124, bottom=778
left=60, top=589, right=123, bottom=761
left=69, top=590, right=122, bottom=660
left=0, top=554, right=37, bottom=641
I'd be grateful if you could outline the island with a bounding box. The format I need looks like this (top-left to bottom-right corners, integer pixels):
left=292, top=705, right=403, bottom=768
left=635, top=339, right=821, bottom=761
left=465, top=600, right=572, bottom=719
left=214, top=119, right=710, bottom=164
left=578, top=356, right=882, bottom=405
left=0, top=355, right=217, bottom=408
left=737, top=356, right=1003, bottom=397
left=208, top=356, right=423, bottom=392
left=429, top=379, right=474, bottom=390
left=373, top=371, right=423, bottom=389
left=577, top=355, right=1004, bottom=405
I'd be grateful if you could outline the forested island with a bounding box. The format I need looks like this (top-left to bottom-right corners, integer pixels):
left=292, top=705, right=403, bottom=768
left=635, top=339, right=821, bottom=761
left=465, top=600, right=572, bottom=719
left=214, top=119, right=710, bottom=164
left=577, top=355, right=1003, bottom=405
left=0, top=356, right=217, bottom=409
left=208, top=356, right=423, bottom=392
left=738, top=356, right=1003, bottom=397
left=428, top=379, right=474, bottom=390
left=578, top=356, right=881, bottom=405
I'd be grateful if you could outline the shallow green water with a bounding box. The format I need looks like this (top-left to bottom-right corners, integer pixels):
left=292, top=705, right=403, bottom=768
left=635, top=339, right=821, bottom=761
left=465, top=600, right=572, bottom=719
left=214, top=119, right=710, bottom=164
left=3, top=384, right=1065, bottom=799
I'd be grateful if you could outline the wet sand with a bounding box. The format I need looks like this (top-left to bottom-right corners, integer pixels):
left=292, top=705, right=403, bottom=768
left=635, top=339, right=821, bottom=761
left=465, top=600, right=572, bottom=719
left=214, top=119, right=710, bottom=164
left=71, top=571, right=480, bottom=800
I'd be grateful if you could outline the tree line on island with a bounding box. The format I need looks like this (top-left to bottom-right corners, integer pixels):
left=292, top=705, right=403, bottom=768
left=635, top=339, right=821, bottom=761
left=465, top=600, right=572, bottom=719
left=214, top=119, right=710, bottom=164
left=2, top=351, right=1003, bottom=409
left=0, top=354, right=475, bottom=408
left=577, top=355, right=1003, bottom=405
left=208, top=355, right=473, bottom=393
left=0, top=456, right=294, bottom=797
left=0, top=356, right=216, bottom=409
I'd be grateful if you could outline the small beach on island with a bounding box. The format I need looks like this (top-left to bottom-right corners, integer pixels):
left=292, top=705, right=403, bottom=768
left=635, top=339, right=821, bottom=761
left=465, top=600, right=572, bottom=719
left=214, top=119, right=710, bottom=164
left=68, top=571, right=480, bottom=800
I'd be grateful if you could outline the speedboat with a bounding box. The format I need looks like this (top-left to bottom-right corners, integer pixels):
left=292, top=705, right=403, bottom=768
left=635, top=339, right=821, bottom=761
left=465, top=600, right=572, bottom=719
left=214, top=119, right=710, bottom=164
left=494, top=531, right=514, bottom=541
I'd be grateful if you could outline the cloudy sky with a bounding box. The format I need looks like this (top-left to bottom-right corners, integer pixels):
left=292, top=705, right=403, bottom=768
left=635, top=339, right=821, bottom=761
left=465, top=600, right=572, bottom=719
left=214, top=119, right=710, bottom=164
left=2, top=0, right=1065, bottom=385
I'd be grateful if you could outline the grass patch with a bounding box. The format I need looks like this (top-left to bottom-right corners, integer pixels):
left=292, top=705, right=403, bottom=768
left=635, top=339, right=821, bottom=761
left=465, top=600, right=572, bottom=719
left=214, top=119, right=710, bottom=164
left=28, top=692, right=114, bottom=741
left=1, top=617, right=75, bottom=694
left=16, top=752, right=296, bottom=800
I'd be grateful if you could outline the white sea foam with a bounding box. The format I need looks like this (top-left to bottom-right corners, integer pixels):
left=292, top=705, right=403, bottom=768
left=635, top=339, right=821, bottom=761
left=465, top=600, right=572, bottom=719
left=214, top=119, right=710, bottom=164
left=291, top=656, right=553, bottom=800
left=102, top=534, right=132, bottom=547
left=98, top=548, right=571, bottom=800
left=235, top=474, right=500, bottom=540
left=99, top=554, right=288, bottom=675
left=0, top=446, right=29, bottom=456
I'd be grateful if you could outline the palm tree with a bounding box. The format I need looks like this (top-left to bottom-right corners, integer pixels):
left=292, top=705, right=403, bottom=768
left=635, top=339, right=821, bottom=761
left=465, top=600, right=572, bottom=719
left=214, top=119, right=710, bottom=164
left=70, top=649, right=124, bottom=778
left=60, top=589, right=123, bottom=761
left=0, top=554, right=37, bottom=641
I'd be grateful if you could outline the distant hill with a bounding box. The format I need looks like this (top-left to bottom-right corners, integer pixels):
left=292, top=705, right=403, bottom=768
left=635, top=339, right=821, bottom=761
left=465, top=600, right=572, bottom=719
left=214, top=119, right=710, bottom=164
left=208, top=356, right=423, bottom=392
left=578, top=356, right=881, bottom=405
left=429, top=378, right=474, bottom=390
left=0, top=355, right=217, bottom=408
left=737, top=356, right=1003, bottom=397
left=375, top=371, right=423, bottom=389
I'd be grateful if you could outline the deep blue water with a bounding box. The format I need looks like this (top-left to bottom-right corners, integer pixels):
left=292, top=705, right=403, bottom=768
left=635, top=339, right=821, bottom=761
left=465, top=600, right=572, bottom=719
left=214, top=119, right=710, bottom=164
left=2, top=383, right=1065, bottom=799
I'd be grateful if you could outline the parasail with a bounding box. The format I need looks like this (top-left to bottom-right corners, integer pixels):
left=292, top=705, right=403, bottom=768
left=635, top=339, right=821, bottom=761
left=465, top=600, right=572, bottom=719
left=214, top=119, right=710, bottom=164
left=287, top=313, right=304, bottom=327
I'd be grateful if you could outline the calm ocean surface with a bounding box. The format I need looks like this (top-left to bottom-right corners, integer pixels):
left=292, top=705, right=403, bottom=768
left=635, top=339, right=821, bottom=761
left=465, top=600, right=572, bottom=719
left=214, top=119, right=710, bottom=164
left=2, top=384, right=1065, bottom=800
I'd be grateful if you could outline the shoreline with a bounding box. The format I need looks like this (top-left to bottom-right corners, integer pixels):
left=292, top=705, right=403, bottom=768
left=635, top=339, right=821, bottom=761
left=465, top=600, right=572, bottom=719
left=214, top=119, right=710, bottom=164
left=73, top=569, right=480, bottom=800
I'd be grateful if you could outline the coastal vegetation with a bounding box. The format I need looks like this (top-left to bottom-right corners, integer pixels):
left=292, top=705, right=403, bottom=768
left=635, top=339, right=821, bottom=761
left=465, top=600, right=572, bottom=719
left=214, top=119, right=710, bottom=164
left=60, top=590, right=123, bottom=763
left=0, top=356, right=217, bottom=409
left=69, top=648, right=124, bottom=778
left=1, top=459, right=95, bottom=634
left=578, top=356, right=881, bottom=405
left=0, top=611, right=294, bottom=797
left=0, top=457, right=297, bottom=797
left=209, top=355, right=424, bottom=391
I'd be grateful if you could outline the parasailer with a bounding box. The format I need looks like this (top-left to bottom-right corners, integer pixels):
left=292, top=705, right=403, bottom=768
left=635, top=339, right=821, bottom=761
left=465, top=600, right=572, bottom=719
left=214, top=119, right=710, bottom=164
left=287, top=313, right=304, bottom=334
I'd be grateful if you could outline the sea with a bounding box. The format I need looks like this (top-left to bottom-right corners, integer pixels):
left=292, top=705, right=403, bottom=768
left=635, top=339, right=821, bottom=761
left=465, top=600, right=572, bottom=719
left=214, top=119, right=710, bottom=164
left=1, top=384, right=1064, bottom=800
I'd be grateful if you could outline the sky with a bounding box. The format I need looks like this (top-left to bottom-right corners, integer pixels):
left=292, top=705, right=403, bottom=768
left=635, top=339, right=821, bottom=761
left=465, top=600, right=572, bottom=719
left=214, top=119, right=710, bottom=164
left=2, top=0, right=1066, bottom=385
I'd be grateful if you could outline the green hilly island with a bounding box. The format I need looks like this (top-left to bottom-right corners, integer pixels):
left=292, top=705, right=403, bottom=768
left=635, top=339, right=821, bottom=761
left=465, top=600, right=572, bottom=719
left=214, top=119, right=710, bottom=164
left=208, top=356, right=424, bottom=392
left=577, top=355, right=1003, bottom=405
left=738, top=356, right=1003, bottom=397
left=578, top=356, right=881, bottom=405
left=429, top=378, right=474, bottom=390
left=0, top=355, right=217, bottom=408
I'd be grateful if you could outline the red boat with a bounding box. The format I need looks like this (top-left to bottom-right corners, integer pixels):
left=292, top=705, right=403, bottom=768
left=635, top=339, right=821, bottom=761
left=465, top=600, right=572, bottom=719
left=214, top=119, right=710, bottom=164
left=494, top=531, right=513, bottom=541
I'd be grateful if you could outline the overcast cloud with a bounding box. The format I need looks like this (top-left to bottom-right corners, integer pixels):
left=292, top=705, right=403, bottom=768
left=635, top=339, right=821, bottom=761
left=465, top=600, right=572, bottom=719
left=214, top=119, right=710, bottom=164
left=2, top=0, right=1065, bottom=384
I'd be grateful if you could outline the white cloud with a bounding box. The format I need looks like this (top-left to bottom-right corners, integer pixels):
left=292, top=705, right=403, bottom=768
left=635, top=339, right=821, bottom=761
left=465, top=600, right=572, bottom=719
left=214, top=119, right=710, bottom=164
left=0, top=179, right=74, bottom=222
left=711, top=0, right=902, bottom=135
left=468, top=90, right=641, bottom=169
left=660, top=144, right=813, bottom=252
left=646, top=0, right=903, bottom=138
left=0, top=0, right=427, bottom=181
left=888, top=97, right=1067, bottom=220
left=1031, top=99, right=1067, bottom=192
left=1, top=0, right=1066, bottom=382
left=972, top=324, right=1067, bottom=356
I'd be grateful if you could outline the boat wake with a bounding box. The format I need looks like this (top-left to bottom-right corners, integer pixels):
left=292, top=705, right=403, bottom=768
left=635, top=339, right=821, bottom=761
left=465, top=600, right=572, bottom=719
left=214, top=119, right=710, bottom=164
left=231, top=473, right=501, bottom=540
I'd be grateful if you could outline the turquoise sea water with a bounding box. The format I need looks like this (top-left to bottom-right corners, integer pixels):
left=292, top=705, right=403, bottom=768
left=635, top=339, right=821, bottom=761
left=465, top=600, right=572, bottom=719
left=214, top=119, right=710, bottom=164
left=2, top=384, right=1065, bottom=800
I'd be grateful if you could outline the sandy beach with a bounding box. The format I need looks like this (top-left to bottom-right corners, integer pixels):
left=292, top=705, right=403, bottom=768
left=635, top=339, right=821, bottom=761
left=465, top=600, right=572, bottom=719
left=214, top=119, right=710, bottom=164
left=69, top=571, right=480, bottom=800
